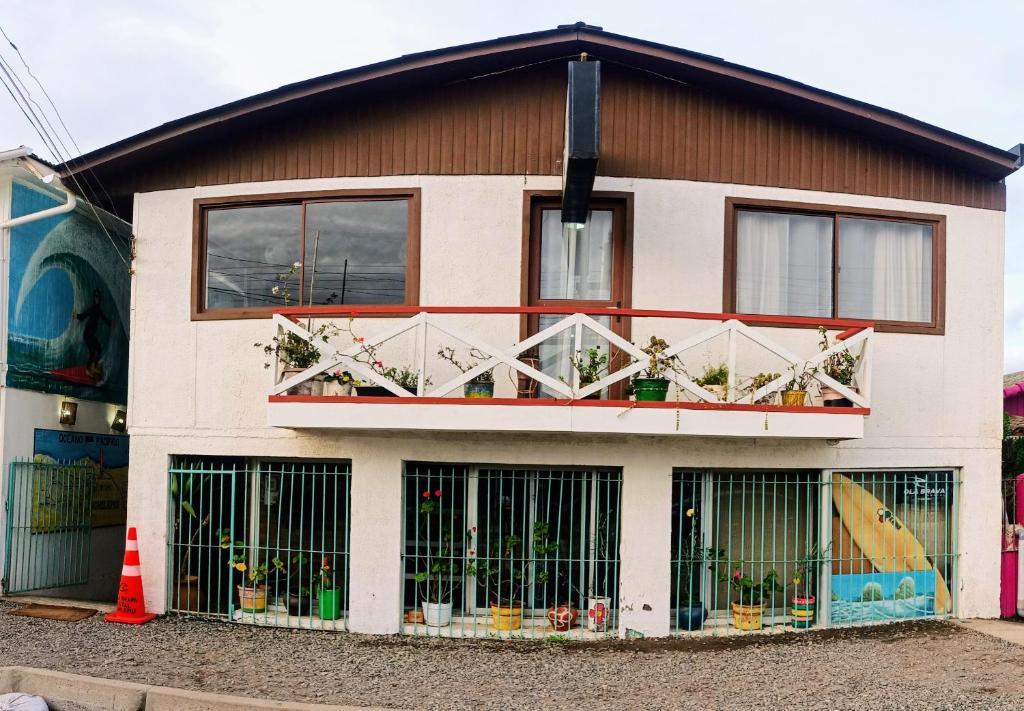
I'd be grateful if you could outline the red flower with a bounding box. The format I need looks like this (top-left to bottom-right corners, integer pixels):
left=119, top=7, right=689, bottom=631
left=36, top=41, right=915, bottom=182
left=733, top=568, right=742, bottom=581
left=434, top=489, right=442, bottom=497
left=422, top=491, right=430, bottom=498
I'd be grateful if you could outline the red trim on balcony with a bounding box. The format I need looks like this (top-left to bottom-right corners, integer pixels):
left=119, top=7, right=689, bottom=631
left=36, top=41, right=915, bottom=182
left=274, top=305, right=874, bottom=333
left=268, top=395, right=870, bottom=415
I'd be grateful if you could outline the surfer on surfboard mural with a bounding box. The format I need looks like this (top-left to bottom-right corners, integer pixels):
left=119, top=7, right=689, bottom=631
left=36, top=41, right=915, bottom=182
left=71, top=288, right=112, bottom=381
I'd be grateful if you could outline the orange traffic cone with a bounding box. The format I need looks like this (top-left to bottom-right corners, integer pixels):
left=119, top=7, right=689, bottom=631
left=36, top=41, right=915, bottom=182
left=104, top=527, right=157, bottom=624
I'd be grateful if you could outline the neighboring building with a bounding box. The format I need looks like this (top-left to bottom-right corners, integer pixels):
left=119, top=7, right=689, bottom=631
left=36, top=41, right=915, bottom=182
left=0, top=147, right=132, bottom=602
left=58, top=25, right=1020, bottom=637
left=1005, top=372, right=1024, bottom=435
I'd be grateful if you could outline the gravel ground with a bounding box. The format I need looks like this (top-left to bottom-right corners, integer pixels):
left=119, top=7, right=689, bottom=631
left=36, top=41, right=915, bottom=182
left=2, top=601, right=1024, bottom=710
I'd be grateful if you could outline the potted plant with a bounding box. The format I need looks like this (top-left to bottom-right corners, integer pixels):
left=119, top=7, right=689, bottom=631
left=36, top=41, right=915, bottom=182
left=437, top=346, right=495, bottom=398
left=467, top=521, right=557, bottom=632
left=170, top=471, right=209, bottom=612
left=253, top=262, right=337, bottom=396
left=531, top=521, right=579, bottom=632
left=632, top=336, right=684, bottom=402
left=284, top=552, right=312, bottom=616
left=223, top=535, right=285, bottom=614
left=694, top=363, right=729, bottom=400
left=782, top=363, right=818, bottom=407
left=585, top=512, right=615, bottom=632
left=817, top=327, right=859, bottom=407
left=790, top=544, right=824, bottom=628
left=743, top=371, right=781, bottom=405
left=323, top=369, right=354, bottom=397
left=672, top=506, right=710, bottom=631
left=717, top=560, right=782, bottom=631
left=413, top=488, right=465, bottom=627
left=569, top=345, right=609, bottom=398
left=318, top=555, right=342, bottom=621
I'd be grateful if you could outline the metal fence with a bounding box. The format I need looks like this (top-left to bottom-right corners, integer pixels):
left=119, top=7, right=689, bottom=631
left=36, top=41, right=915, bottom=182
left=3, top=460, right=94, bottom=594
left=401, top=464, right=622, bottom=639
left=671, top=469, right=959, bottom=635
left=167, top=457, right=351, bottom=631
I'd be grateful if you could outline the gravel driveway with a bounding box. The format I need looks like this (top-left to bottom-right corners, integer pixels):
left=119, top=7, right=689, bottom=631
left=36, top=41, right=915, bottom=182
left=1, top=600, right=1023, bottom=710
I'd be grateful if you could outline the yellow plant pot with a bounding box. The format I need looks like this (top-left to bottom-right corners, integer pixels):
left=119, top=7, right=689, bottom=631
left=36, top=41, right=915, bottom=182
left=237, top=584, right=268, bottom=613
left=781, top=390, right=807, bottom=407
left=490, top=603, right=523, bottom=631
left=731, top=601, right=765, bottom=631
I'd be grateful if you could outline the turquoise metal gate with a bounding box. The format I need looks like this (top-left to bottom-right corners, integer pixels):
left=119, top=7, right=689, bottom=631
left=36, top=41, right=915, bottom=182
left=3, top=460, right=95, bottom=594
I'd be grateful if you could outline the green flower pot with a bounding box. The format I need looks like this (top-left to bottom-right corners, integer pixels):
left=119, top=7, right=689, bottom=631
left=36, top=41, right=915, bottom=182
left=319, top=586, right=342, bottom=620
left=633, top=377, right=670, bottom=401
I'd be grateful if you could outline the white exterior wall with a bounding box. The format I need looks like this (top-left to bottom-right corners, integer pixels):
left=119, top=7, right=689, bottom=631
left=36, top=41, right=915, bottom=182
left=128, top=174, right=1005, bottom=633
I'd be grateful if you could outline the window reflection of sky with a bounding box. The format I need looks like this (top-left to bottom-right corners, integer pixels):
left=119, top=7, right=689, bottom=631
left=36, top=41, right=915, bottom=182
left=205, top=199, right=407, bottom=309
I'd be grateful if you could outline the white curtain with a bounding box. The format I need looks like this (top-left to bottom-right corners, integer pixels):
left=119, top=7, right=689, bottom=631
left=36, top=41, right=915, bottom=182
left=838, top=218, right=932, bottom=322
left=539, top=210, right=613, bottom=300
left=735, top=211, right=833, bottom=317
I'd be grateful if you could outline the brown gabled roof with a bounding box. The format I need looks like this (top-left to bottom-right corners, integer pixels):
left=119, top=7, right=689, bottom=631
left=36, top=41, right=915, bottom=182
left=61, top=23, right=1020, bottom=181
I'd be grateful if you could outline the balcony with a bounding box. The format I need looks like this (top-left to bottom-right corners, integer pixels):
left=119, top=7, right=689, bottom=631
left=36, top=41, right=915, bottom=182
left=266, top=306, right=873, bottom=440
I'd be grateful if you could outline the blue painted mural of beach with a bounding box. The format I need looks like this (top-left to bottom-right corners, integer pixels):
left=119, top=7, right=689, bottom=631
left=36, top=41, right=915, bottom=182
left=7, top=182, right=130, bottom=403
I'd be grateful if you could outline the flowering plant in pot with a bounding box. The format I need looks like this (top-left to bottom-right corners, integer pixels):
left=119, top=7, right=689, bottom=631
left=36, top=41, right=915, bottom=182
left=413, top=488, right=466, bottom=627
left=436, top=346, right=495, bottom=398
left=817, top=327, right=859, bottom=407
left=790, top=544, right=825, bottom=628
left=672, top=506, right=710, bottom=631
left=220, top=532, right=285, bottom=614
left=715, top=560, right=782, bottom=631
left=632, top=336, right=685, bottom=402
left=323, top=370, right=354, bottom=397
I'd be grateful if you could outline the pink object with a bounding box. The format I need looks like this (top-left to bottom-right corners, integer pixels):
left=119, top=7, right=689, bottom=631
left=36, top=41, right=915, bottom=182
left=1016, top=474, right=1024, bottom=525
left=1006, top=383, right=1024, bottom=416
left=1002, top=550, right=1018, bottom=618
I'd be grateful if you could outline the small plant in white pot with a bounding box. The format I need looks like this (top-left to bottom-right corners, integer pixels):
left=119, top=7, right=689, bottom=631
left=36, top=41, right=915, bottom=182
left=323, top=370, right=354, bottom=396
left=694, top=363, right=729, bottom=401
left=817, top=327, right=859, bottom=407
left=413, top=488, right=465, bottom=627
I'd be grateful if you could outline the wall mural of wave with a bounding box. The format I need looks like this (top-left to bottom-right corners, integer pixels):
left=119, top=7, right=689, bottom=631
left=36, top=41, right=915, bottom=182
left=7, top=182, right=130, bottom=403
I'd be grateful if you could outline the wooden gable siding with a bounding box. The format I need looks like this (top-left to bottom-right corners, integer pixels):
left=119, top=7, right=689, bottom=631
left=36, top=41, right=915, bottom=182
left=102, top=64, right=1005, bottom=210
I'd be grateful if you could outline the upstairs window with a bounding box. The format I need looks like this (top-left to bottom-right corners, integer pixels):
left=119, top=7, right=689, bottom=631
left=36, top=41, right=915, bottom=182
left=727, top=200, right=943, bottom=333
left=195, top=190, right=419, bottom=318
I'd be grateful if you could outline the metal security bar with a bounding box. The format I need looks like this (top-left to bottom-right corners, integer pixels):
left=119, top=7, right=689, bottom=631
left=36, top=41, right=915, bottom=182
left=3, top=460, right=94, bottom=594
left=671, top=469, right=959, bottom=635
left=167, top=457, right=351, bottom=631
left=401, top=464, right=622, bottom=639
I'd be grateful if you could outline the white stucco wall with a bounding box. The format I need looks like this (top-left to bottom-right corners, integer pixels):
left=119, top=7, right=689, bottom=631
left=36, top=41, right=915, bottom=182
left=127, top=173, right=1005, bottom=634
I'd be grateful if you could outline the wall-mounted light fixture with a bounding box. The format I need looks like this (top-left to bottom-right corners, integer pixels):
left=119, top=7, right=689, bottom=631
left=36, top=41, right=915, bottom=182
left=59, top=401, right=78, bottom=426
left=111, top=409, right=127, bottom=434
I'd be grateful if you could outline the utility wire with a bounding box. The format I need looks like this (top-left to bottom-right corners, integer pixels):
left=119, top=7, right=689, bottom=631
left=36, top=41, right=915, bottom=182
left=0, top=24, right=129, bottom=268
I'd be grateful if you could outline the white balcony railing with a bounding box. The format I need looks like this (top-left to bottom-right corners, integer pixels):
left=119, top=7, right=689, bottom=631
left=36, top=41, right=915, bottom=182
left=266, top=306, right=873, bottom=439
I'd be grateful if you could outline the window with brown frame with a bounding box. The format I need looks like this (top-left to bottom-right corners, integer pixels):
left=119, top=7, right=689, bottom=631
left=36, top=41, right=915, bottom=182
left=723, top=198, right=945, bottom=334
left=192, top=189, right=420, bottom=319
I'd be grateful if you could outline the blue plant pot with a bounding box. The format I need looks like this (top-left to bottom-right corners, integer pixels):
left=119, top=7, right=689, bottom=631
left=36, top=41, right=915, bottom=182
left=674, top=605, right=708, bottom=631
left=463, top=381, right=494, bottom=398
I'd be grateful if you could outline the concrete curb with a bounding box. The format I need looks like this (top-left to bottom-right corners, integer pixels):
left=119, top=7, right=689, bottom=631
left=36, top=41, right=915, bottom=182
left=0, top=667, right=391, bottom=711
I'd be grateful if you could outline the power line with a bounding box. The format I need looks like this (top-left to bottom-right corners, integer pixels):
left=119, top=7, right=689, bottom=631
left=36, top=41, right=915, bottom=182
left=0, top=24, right=129, bottom=268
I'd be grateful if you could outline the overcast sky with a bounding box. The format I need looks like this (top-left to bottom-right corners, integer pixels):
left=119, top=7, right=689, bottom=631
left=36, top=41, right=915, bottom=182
left=2, top=1, right=1022, bottom=369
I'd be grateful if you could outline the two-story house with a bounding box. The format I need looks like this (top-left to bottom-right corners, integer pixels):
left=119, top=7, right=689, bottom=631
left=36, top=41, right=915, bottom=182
left=58, top=24, right=1020, bottom=638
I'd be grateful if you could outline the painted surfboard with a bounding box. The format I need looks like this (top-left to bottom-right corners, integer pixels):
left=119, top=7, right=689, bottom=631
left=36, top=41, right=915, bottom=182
left=831, top=473, right=951, bottom=614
